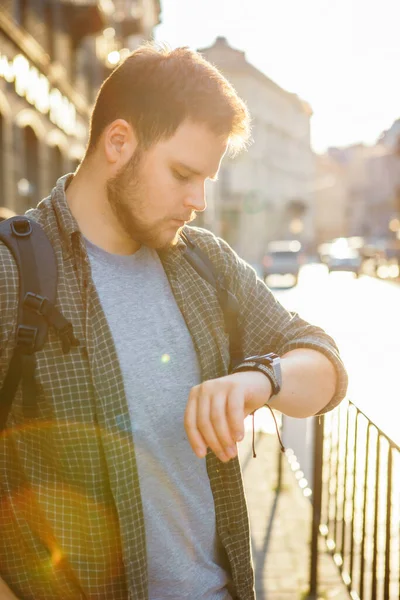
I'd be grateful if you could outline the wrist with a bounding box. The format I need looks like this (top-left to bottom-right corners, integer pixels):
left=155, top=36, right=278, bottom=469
left=231, top=352, right=282, bottom=399
left=249, top=370, right=274, bottom=406
left=231, top=370, right=273, bottom=414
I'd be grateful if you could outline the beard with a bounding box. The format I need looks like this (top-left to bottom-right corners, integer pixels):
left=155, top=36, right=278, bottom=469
left=106, top=148, right=187, bottom=251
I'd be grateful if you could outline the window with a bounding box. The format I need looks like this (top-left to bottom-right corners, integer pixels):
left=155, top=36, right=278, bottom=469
left=16, top=0, right=29, bottom=28
left=50, top=145, right=63, bottom=185
left=23, top=126, right=39, bottom=207
left=0, top=113, right=4, bottom=208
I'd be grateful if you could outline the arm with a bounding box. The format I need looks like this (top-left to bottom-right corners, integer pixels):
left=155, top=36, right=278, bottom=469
left=0, top=249, right=23, bottom=599
left=185, top=348, right=336, bottom=463
left=184, top=230, right=348, bottom=462
left=189, top=227, right=348, bottom=412
left=269, top=347, right=337, bottom=418
left=215, top=233, right=348, bottom=413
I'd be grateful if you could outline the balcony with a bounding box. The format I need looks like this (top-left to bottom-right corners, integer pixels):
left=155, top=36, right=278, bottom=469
left=61, top=0, right=106, bottom=44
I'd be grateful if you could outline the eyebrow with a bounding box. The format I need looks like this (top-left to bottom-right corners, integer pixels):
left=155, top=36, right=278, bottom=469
left=174, top=161, right=219, bottom=181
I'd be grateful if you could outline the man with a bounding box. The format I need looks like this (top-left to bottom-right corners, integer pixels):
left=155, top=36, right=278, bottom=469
left=0, top=45, right=347, bottom=600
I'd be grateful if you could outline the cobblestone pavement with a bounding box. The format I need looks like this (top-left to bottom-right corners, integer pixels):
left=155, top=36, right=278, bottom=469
left=238, top=431, right=350, bottom=600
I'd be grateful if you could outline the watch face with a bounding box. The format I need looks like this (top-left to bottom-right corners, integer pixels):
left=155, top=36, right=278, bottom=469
left=245, top=353, right=279, bottom=363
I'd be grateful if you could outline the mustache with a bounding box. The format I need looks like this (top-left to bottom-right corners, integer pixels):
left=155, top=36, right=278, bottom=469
left=175, top=213, right=197, bottom=223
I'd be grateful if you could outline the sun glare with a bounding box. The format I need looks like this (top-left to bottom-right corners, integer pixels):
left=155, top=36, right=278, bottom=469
left=155, top=0, right=400, bottom=152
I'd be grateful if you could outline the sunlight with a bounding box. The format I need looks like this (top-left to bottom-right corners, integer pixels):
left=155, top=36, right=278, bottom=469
left=155, top=0, right=400, bottom=152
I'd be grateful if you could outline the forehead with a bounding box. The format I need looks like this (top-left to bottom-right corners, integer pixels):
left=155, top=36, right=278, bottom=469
left=151, top=120, right=228, bottom=175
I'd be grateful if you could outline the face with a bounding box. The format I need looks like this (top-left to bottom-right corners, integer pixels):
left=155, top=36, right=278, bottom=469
left=106, top=120, right=228, bottom=250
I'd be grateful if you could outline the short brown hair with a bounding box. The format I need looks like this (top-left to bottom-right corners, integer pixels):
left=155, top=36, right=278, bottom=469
left=86, top=44, right=251, bottom=156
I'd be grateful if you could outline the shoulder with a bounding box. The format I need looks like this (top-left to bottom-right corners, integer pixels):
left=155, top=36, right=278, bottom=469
left=0, top=231, right=19, bottom=295
left=0, top=205, right=48, bottom=279
left=0, top=205, right=51, bottom=337
left=184, top=225, right=238, bottom=267
left=183, top=225, right=258, bottom=282
left=26, top=199, right=52, bottom=230
left=183, top=225, right=229, bottom=251
left=0, top=240, right=19, bottom=351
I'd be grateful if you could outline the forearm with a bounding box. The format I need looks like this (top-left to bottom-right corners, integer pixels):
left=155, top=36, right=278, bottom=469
left=185, top=348, right=338, bottom=461
left=269, top=348, right=337, bottom=418
left=0, top=576, right=18, bottom=599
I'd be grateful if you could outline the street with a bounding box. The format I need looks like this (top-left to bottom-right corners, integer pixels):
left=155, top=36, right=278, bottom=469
left=241, top=263, right=400, bottom=599
left=271, top=263, right=400, bottom=446
left=247, top=263, right=399, bottom=447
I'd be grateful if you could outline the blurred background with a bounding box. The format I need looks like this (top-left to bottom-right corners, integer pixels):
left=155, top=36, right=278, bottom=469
left=1, top=0, right=398, bottom=436
left=1, top=2, right=399, bottom=598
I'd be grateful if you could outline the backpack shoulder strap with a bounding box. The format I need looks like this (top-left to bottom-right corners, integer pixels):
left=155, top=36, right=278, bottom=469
left=0, top=216, right=59, bottom=344
left=180, top=230, right=242, bottom=369
left=0, top=216, right=58, bottom=429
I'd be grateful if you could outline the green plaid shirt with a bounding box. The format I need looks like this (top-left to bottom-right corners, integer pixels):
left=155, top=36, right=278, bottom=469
left=0, top=175, right=348, bottom=600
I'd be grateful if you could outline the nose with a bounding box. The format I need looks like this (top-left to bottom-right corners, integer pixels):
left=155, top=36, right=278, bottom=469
left=184, top=182, right=207, bottom=213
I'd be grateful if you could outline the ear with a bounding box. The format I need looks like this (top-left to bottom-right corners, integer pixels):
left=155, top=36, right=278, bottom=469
left=103, top=119, right=137, bottom=166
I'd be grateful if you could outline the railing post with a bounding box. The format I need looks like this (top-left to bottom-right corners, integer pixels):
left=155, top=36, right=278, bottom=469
left=307, top=414, right=325, bottom=599
left=277, top=414, right=284, bottom=491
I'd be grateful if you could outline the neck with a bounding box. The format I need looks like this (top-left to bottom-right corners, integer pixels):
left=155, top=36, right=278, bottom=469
left=65, top=162, right=140, bottom=255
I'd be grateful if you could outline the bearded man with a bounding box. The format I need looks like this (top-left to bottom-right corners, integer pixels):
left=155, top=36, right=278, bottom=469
left=0, top=44, right=347, bottom=600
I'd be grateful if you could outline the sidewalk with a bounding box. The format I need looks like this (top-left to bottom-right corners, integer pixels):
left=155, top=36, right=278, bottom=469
left=238, top=430, right=350, bottom=600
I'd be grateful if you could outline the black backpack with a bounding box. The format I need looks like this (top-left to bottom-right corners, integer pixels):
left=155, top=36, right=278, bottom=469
left=0, top=217, right=241, bottom=432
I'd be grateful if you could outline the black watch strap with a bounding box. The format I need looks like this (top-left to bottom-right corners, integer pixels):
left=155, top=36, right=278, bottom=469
left=231, top=353, right=282, bottom=399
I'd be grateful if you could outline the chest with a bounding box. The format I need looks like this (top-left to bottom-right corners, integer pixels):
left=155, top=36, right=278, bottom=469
left=89, top=250, right=203, bottom=439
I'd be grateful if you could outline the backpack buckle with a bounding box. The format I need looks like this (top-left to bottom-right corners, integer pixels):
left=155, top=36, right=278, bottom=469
left=24, top=292, right=50, bottom=317
left=11, top=218, right=32, bottom=238
left=16, top=325, right=38, bottom=354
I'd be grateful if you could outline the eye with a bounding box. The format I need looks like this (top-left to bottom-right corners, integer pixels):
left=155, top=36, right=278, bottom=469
left=173, top=170, right=190, bottom=182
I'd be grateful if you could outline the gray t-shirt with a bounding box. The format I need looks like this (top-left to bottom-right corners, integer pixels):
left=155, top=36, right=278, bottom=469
left=86, top=239, right=231, bottom=600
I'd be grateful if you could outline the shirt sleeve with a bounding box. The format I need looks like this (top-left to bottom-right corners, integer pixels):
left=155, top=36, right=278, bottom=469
left=212, top=235, right=348, bottom=415
left=0, top=244, right=19, bottom=370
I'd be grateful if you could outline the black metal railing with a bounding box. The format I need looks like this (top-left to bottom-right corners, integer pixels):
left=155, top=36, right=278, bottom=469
left=307, top=399, right=400, bottom=599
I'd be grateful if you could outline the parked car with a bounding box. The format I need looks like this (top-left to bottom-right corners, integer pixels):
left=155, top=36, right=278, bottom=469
left=324, top=238, right=363, bottom=276
left=363, top=239, right=400, bottom=278
left=262, top=240, right=305, bottom=285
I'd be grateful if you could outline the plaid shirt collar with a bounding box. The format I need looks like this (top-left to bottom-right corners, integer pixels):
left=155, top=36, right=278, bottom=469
left=40, top=173, right=186, bottom=267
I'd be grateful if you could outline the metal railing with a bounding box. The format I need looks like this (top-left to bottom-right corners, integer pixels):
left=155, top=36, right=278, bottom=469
left=307, top=399, right=400, bottom=599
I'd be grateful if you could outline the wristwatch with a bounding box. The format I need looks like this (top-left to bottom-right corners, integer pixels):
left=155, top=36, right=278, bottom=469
left=231, top=352, right=282, bottom=400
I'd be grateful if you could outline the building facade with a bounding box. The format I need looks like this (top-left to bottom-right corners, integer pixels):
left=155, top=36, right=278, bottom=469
left=198, top=37, right=316, bottom=264
left=0, top=0, right=160, bottom=216
left=359, top=147, right=400, bottom=239
left=315, top=133, right=400, bottom=244
left=314, top=151, right=348, bottom=244
left=378, top=118, right=400, bottom=154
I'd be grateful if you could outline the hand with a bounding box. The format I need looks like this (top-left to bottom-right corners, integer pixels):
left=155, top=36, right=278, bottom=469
left=184, top=371, right=272, bottom=462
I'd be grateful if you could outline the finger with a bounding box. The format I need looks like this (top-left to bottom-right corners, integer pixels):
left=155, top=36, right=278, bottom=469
left=226, top=388, right=246, bottom=443
left=184, top=390, right=207, bottom=458
left=209, top=393, right=238, bottom=458
left=197, top=392, right=230, bottom=462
